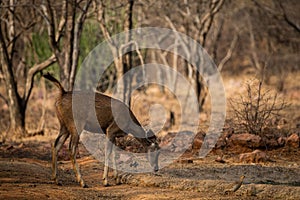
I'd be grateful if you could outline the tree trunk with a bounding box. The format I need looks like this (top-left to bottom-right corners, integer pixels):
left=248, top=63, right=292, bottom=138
left=0, top=24, right=25, bottom=137
left=123, top=0, right=134, bottom=105
left=42, top=0, right=92, bottom=91
left=6, top=86, right=25, bottom=137
left=1, top=62, right=25, bottom=138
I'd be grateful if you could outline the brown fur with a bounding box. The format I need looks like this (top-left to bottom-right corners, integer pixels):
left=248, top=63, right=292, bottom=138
left=43, top=73, right=159, bottom=187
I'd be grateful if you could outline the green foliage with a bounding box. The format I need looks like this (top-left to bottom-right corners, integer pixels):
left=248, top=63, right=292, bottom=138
left=77, top=21, right=106, bottom=90
left=79, top=21, right=102, bottom=63
left=30, top=31, right=59, bottom=76
left=32, top=31, right=51, bottom=60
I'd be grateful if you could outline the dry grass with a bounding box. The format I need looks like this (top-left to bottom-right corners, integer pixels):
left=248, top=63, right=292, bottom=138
left=1, top=70, right=299, bottom=141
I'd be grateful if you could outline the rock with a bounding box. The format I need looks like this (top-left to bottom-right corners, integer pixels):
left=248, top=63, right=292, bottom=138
left=192, top=137, right=203, bottom=150
left=286, top=133, right=299, bottom=148
left=192, top=131, right=205, bottom=150
left=215, top=137, right=227, bottom=149
left=161, top=131, right=194, bottom=152
left=264, top=138, right=279, bottom=149
left=160, top=132, right=177, bottom=147
left=6, top=145, right=14, bottom=151
left=239, top=150, right=268, bottom=163
left=277, top=137, right=286, bottom=147
left=176, top=159, right=193, bottom=164
left=215, top=156, right=226, bottom=163
left=229, top=133, right=262, bottom=148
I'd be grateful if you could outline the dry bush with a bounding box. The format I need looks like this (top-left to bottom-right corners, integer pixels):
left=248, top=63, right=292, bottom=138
left=229, top=79, right=288, bottom=136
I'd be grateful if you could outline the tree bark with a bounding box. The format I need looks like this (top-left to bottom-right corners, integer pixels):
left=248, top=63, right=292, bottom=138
left=123, top=0, right=134, bottom=105
left=96, top=0, right=128, bottom=100
left=0, top=1, right=57, bottom=138
left=0, top=0, right=24, bottom=137
left=42, top=0, right=92, bottom=90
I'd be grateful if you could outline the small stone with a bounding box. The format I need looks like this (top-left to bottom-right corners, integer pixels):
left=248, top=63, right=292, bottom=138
left=286, top=133, right=299, bottom=148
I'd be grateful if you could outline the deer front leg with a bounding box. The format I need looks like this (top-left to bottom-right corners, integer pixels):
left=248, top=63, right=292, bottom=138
left=112, top=146, right=120, bottom=185
left=103, top=138, right=114, bottom=186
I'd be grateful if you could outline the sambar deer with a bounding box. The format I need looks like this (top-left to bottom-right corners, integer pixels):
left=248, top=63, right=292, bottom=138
left=43, top=73, right=160, bottom=187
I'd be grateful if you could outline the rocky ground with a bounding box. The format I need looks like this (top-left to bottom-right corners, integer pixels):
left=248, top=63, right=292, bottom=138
left=0, top=134, right=299, bottom=200
left=0, top=72, right=299, bottom=199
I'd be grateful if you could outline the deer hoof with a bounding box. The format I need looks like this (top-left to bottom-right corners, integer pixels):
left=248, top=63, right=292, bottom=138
left=103, top=179, right=109, bottom=187
left=115, top=176, right=121, bottom=185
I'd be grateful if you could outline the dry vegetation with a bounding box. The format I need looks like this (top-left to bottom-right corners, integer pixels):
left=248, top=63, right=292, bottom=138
left=0, top=71, right=300, bottom=199
left=0, top=0, right=299, bottom=199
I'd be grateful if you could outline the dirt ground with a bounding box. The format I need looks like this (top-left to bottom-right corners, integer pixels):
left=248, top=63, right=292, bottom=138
left=0, top=134, right=299, bottom=200
left=0, top=72, right=299, bottom=199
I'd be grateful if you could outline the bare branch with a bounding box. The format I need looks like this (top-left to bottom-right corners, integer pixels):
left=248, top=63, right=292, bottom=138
left=0, top=93, right=8, bottom=106
left=40, top=0, right=59, bottom=54
left=247, top=14, right=261, bottom=72
left=252, top=0, right=300, bottom=33
left=165, top=16, right=190, bottom=61
left=199, top=0, right=224, bottom=27
left=278, top=1, right=300, bottom=33
left=198, top=0, right=225, bottom=46
left=55, top=1, right=67, bottom=43
left=24, top=54, right=56, bottom=104
left=218, top=32, right=238, bottom=71
left=230, top=79, right=288, bottom=135
left=97, top=0, right=114, bottom=45
left=70, top=0, right=93, bottom=88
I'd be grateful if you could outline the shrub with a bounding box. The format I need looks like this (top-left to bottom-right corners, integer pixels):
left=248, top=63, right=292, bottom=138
left=229, top=79, right=288, bottom=135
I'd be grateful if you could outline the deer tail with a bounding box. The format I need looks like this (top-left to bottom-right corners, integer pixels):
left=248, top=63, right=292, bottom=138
left=43, top=72, right=66, bottom=94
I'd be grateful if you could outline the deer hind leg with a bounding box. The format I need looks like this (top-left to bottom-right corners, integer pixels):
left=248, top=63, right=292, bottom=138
left=69, top=125, right=87, bottom=188
left=52, top=125, right=69, bottom=185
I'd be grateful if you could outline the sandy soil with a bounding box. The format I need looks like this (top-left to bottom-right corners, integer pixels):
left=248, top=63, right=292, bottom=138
left=0, top=73, right=299, bottom=200
left=0, top=135, right=299, bottom=200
